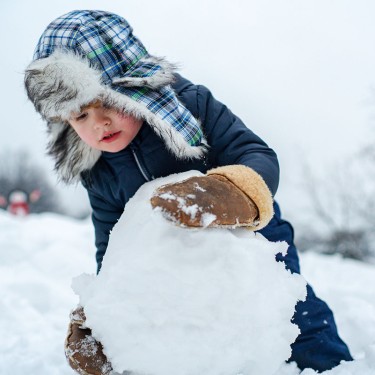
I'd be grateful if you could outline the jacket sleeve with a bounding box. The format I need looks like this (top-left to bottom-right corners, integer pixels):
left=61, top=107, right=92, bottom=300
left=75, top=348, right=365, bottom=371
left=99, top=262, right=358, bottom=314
left=175, top=76, right=280, bottom=196
left=82, top=179, right=123, bottom=273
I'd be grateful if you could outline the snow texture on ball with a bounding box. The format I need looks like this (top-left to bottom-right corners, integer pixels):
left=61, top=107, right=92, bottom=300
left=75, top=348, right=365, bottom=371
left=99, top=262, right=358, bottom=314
left=72, top=171, right=307, bottom=375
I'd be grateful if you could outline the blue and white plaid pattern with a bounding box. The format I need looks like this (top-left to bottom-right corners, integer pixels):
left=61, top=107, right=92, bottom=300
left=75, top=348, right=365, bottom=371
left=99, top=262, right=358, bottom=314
left=34, top=10, right=203, bottom=146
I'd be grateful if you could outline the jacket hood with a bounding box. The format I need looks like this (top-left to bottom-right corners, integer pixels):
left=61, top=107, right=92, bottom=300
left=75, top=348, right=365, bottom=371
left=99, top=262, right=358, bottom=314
left=24, top=10, right=206, bottom=183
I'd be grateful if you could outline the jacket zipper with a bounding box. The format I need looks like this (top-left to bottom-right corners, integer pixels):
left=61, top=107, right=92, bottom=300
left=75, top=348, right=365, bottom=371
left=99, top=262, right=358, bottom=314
left=130, top=146, right=151, bottom=182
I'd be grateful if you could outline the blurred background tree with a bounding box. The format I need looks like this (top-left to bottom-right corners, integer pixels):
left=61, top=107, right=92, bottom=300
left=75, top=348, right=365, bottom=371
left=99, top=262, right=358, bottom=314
left=295, top=145, right=375, bottom=262
left=0, top=150, right=63, bottom=215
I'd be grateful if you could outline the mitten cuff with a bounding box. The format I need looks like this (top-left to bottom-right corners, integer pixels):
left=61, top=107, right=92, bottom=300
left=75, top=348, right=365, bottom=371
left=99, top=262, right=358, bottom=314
left=207, top=165, right=274, bottom=230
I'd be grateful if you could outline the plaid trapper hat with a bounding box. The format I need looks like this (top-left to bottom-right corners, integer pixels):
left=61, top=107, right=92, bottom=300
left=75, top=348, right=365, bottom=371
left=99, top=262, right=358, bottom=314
left=25, top=10, right=206, bottom=183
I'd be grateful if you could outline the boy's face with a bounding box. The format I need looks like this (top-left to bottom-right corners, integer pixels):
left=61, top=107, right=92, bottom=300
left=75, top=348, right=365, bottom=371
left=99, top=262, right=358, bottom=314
left=69, top=102, right=143, bottom=153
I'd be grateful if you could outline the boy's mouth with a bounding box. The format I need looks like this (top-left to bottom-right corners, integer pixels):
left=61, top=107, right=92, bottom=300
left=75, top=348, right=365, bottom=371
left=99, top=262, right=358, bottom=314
left=101, top=131, right=121, bottom=143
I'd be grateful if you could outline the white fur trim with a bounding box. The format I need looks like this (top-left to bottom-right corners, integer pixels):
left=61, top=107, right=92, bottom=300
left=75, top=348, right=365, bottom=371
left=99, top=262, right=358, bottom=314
left=46, top=121, right=101, bottom=183
left=25, top=51, right=104, bottom=121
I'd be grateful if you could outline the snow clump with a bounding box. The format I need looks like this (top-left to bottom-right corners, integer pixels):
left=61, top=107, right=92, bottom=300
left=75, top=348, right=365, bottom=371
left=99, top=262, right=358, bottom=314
left=72, top=171, right=307, bottom=375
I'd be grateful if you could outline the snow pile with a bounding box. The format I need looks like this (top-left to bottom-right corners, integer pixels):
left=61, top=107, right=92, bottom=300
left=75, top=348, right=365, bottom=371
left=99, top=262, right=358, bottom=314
left=298, top=253, right=375, bottom=375
left=72, top=171, right=307, bottom=375
left=0, top=212, right=95, bottom=375
left=301, top=345, right=375, bottom=375
left=2, top=175, right=375, bottom=374
left=300, top=252, right=375, bottom=357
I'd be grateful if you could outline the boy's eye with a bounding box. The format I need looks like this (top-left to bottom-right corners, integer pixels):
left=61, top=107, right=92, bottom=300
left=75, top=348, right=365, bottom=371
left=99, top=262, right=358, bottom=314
left=75, top=112, right=88, bottom=121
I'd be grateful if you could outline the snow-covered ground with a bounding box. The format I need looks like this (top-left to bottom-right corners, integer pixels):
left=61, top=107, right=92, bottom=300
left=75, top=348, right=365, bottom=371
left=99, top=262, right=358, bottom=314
left=1, top=175, right=375, bottom=374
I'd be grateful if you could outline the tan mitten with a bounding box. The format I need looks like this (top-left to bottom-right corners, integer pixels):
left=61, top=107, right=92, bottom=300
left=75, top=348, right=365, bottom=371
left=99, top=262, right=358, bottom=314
left=65, top=306, right=112, bottom=375
left=151, top=165, right=274, bottom=230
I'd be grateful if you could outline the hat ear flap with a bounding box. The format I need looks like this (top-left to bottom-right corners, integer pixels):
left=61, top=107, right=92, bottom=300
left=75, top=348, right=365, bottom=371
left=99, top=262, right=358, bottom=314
left=47, top=121, right=101, bottom=183
left=25, top=51, right=104, bottom=121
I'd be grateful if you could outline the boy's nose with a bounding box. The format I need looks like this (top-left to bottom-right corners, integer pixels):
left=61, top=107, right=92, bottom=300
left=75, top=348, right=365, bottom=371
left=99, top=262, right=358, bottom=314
left=94, top=112, right=111, bottom=129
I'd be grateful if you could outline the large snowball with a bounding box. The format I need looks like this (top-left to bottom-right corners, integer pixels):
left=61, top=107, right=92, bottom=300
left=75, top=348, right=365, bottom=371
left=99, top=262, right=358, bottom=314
left=72, top=171, right=306, bottom=375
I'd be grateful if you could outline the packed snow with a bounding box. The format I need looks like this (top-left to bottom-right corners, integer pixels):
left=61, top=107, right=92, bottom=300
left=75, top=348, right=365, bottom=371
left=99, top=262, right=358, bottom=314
left=72, top=171, right=306, bottom=375
left=1, top=172, right=375, bottom=374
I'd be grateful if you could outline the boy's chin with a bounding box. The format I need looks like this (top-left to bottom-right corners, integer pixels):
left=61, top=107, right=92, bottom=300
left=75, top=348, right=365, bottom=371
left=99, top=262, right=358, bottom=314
left=100, top=143, right=129, bottom=153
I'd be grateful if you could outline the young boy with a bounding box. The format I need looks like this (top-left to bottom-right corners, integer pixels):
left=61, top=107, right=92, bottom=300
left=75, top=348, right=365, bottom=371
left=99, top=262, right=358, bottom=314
left=25, top=10, right=352, bottom=374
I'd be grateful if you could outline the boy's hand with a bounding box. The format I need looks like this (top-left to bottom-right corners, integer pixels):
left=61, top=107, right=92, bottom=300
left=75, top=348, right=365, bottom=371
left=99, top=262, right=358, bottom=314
left=150, top=175, right=259, bottom=228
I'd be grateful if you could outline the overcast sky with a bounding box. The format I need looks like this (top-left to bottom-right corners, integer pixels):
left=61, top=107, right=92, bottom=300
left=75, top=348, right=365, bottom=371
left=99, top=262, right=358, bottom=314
left=1, top=0, right=375, bottom=217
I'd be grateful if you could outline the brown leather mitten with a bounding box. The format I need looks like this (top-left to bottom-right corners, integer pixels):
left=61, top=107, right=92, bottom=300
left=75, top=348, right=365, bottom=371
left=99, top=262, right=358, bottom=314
left=65, top=306, right=112, bottom=375
left=150, top=174, right=259, bottom=228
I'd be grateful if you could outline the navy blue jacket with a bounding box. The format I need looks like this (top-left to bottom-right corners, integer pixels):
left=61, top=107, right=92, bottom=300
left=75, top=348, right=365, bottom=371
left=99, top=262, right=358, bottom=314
left=81, top=74, right=280, bottom=271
